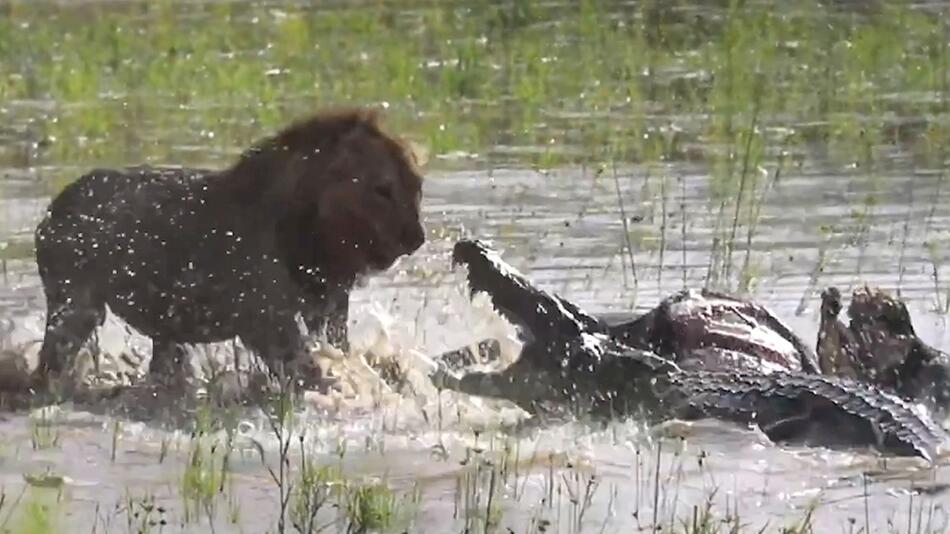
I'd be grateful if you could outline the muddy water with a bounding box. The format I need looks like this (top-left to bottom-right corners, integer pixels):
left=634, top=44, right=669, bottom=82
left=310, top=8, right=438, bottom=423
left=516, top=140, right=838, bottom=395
left=0, top=158, right=949, bottom=532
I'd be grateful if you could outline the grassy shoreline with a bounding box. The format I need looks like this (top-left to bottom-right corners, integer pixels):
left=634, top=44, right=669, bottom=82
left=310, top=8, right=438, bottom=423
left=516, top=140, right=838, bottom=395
left=0, top=1, right=946, bottom=171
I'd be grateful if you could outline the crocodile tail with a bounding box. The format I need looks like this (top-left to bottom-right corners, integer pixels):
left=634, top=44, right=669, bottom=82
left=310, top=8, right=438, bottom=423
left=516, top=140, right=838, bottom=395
left=665, top=370, right=947, bottom=462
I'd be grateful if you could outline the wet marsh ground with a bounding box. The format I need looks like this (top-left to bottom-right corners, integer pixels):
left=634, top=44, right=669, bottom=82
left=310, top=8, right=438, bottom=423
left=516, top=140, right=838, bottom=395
left=1, top=0, right=950, bottom=532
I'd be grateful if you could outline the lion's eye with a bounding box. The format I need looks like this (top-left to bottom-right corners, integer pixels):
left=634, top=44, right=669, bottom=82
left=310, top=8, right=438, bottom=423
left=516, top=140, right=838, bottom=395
left=374, top=184, right=394, bottom=201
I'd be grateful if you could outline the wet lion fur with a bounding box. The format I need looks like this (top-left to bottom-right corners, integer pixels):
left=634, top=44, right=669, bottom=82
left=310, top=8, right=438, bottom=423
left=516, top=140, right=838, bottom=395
left=33, top=108, right=426, bottom=389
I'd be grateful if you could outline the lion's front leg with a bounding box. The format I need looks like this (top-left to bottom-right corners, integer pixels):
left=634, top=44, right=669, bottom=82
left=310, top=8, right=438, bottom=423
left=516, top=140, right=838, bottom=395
left=301, top=288, right=350, bottom=355
left=324, top=296, right=350, bottom=354
left=239, top=312, right=325, bottom=390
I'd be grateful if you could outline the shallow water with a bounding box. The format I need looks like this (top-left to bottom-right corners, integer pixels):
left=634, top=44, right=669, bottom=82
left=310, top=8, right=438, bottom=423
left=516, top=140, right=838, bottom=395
left=1, top=0, right=950, bottom=532
left=1, top=161, right=950, bottom=532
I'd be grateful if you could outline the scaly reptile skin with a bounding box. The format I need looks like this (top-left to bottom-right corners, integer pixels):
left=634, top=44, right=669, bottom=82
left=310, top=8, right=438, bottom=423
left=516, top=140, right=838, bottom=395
left=440, top=238, right=950, bottom=461
left=587, top=334, right=948, bottom=461
left=660, top=369, right=947, bottom=462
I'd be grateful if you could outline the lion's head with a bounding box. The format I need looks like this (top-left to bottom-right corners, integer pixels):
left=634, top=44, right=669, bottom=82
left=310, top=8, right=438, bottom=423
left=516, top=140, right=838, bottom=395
left=226, top=108, right=427, bottom=280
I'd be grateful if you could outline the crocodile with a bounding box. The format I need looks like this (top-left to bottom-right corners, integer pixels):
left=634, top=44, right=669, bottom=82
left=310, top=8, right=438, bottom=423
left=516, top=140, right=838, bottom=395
left=432, top=238, right=948, bottom=462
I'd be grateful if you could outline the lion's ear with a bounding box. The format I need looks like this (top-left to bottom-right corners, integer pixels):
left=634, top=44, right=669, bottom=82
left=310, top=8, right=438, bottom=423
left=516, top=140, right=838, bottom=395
left=403, top=139, right=429, bottom=171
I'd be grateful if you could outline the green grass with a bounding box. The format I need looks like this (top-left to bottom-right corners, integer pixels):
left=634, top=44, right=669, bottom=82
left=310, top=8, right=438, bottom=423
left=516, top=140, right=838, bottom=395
left=0, top=486, right=63, bottom=534
left=289, top=460, right=339, bottom=533
left=343, top=479, right=410, bottom=533
left=28, top=409, right=59, bottom=451
left=9, top=499, right=57, bottom=534
left=179, top=402, right=236, bottom=527
left=180, top=433, right=230, bottom=525
left=0, top=0, right=946, bottom=289
left=0, top=1, right=945, bottom=170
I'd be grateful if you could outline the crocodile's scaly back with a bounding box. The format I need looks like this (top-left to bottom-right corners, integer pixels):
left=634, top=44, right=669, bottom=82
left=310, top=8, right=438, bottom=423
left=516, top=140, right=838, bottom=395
left=662, top=370, right=947, bottom=462
left=588, top=334, right=946, bottom=461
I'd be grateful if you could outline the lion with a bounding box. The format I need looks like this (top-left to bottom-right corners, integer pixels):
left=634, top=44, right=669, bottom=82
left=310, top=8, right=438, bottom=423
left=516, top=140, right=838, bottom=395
left=32, top=107, right=426, bottom=391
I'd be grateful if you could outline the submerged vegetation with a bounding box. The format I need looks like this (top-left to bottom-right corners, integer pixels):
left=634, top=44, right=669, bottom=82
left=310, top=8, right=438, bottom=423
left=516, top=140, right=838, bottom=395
left=0, top=0, right=949, bottom=532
